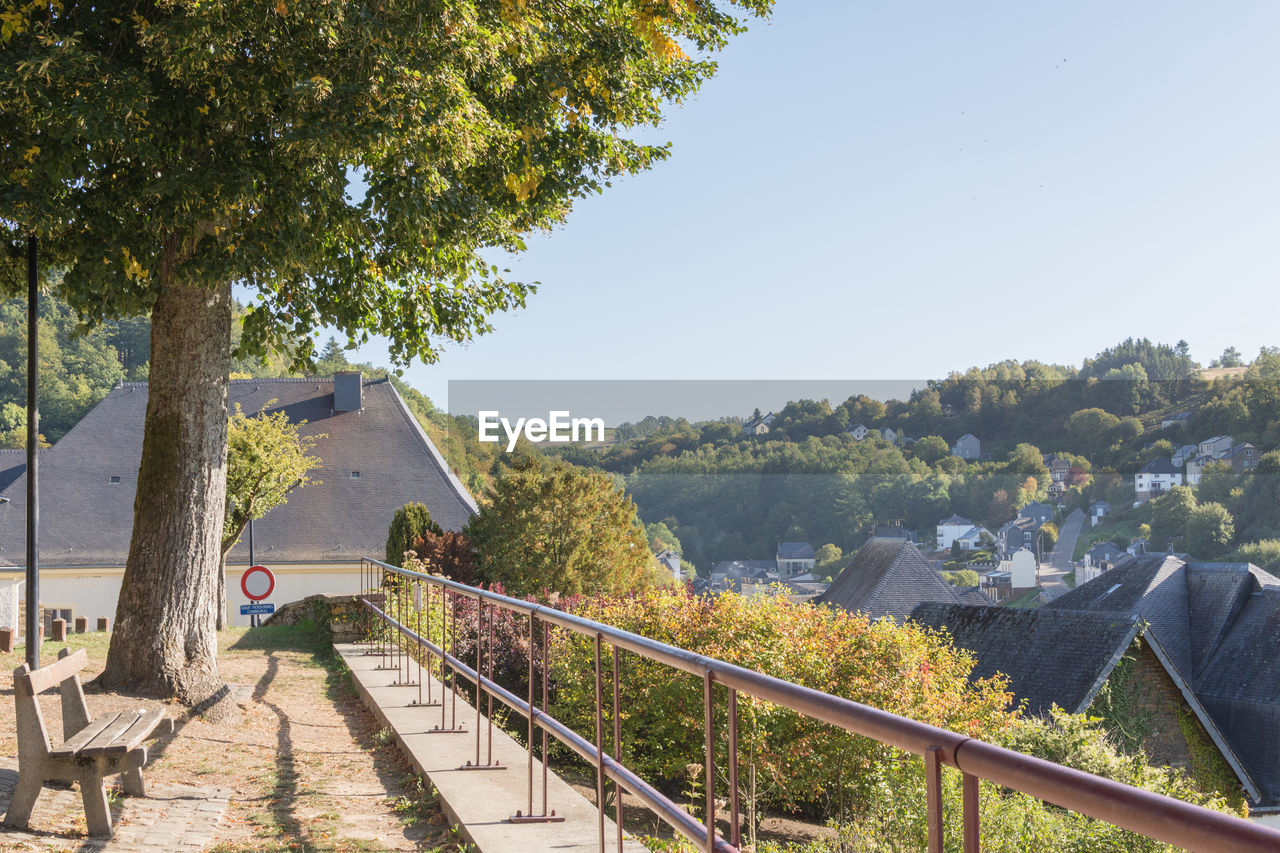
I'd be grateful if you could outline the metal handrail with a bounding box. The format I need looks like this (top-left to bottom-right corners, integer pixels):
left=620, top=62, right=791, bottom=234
left=358, top=557, right=1280, bottom=853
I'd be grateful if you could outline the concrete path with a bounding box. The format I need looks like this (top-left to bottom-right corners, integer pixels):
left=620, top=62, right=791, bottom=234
left=336, top=642, right=648, bottom=853
left=1039, top=508, right=1085, bottom=602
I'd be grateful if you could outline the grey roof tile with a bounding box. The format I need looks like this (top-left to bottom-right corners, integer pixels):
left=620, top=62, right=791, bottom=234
left=818, top=538, right=965, bottom=621
left=0, top=376, right=476, bottom=567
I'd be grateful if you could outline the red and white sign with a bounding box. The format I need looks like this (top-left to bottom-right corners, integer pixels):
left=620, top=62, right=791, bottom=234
left=241, top=565, right=275, bottom=601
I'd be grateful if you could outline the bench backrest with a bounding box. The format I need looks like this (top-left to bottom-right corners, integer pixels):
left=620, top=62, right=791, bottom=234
left=12, top=648, right=93, bottom=758
left=18, top=647, right=88, bottom=695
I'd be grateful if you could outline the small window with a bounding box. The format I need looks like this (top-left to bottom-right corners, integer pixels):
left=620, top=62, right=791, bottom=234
left=109, top=475, right=121, bottom=484
left=350, top=470, right=361, bottom=479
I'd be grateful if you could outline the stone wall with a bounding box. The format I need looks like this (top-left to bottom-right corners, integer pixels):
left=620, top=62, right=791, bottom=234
left=262, top=593, right=366, bottom=642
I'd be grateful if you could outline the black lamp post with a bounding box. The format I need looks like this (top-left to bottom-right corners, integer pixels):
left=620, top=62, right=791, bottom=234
left=26, top=235, right=39, bottom=670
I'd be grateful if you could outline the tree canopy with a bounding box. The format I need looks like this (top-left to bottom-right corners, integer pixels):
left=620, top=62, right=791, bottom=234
left=2, top=0, right=772, bottom=362
left=467, top=458, right=656, bottom=596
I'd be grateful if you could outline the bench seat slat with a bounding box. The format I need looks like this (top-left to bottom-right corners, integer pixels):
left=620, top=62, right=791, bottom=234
left=49, top=713, right=120, bottom=759
left=79, top=710, right=143, bottom=755
left=24, top=648, right=88, bottom=694
left=93, top=708, right=168, bottom=755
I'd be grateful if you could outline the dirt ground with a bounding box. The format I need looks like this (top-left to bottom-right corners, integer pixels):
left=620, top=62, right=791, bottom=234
left=0, top=625, right=469, bottom=852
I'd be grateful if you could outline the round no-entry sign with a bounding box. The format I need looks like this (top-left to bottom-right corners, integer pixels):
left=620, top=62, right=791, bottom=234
left=241, top=565, right=275, bottom=601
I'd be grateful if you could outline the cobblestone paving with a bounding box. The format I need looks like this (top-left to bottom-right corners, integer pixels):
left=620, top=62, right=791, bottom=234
left=0, top=761, right=230, bottom=852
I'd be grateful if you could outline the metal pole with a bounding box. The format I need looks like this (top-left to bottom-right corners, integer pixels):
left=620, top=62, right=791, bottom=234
left=25, top=235, right=39, bottom=670
left=248, top=518, right=256, bottom=627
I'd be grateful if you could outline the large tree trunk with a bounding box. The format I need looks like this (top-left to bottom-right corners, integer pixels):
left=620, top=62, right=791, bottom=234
left=99, top=269, right=231, bottom=706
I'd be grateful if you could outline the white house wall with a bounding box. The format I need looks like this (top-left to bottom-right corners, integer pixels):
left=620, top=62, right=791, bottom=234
left=11, top=563, right=362, bottom=629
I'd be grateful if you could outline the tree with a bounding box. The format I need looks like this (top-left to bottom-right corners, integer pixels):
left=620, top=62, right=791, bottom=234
left=2, top=0, right=770, bottom=703
left=1150, top=486, right=1197, bottom=549
left=467, top=460, right=654, bottom=596
left=814, top=543, right=844, bottom=579
left=1038, top=521, right=1059, bottom=552
left=220, top=403, right=322, bottom=627
left=1065, top=408, right=1122, bottom=458
left=1210, top=347, right=1244, bottom=369
left=912, top=435, right=950, bottom=465
left=411, top=529, right=477, bottom=586
left=644, top=521, right=683, bottom=555
left=941, top=568, right=980, bottom=587
left=386, top=503, right=444, bottom=567
left=1186, top=502, right=1235, bottom=559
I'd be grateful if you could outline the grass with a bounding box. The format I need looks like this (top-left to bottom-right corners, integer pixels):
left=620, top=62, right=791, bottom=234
left=1005, top=587, right=1044, bottom=608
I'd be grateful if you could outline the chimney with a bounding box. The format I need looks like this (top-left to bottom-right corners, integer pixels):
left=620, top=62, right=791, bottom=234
left=334, top=371, right=363, bottom=412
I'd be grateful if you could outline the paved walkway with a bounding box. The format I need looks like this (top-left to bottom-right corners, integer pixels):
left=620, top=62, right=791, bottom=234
left=337, top=642, right=647, bottom=853
left=0, top=760, right=230, bottom=852
left=1039, top=507, right=1085, bottom=602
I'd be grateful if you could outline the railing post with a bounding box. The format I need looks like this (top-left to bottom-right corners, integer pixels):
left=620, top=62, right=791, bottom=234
left=962, top=772, right=980, bottom=853
left=728, top=688, right=740, bottom=849
left=613, top=646, right=623, bottom=852
left=704, top=670, right=716, bottom=853
left=926, top=746, right=944, bottom=853
left=595, top=632, right=606, bottom=852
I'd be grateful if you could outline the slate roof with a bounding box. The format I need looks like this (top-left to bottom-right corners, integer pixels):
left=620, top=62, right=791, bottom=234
left=1195, top=588, right=1280, bottom=802
left=0, top=377, right=477, bottom=567
left=910, top=603, right=1145, bottom=714
left=1137, top=458, right=1180, bottom=476
left=818, top=538, right=965, bottom=621
left=939, top=514, right=972, bottom=527
left=0, top=449, right=25, bottom=494
left=1045, top=555, right=1280, bottom=806
left=777, top=541, right=815, bottom=560
left=1086, top=540, right=1122, bottom=561
left=1046, top=554, right=1191, bottom=674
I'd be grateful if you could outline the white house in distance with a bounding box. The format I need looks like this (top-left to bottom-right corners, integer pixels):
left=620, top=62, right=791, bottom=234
left=1198, top=435, right=1234, bottom=459
left=0, top=374, right=478, bottom=629
left=1134, top=458, right=1183, bottom=504
left=937, top=514, right=974, bottom=550
left=955, top=526, right=994, bottom=552
left=742, top=411, right=776, bottom=435
left=951, top=433, right=981, bottom=460
left=1004, top=548, right=1037, bottom=589
left=776, top=542, right=816, bottom=578
left=881, top=428, right=899, bottom=445
left=847, top=423, right=870, bottom=441
left=655, top=549, right=682, bottom=580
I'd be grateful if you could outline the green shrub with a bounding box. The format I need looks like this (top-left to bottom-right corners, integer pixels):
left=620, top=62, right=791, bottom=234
left=386, top=503, right=443, bottom=566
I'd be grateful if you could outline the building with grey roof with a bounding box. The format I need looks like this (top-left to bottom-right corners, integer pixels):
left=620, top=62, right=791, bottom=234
left=910, top=602, right=1261, bottom=803
left=0, top=374, right=477, bottom=625
left=1045, top=555, right=1280, bottom=813
left=817, top=537, right=971, bottom=622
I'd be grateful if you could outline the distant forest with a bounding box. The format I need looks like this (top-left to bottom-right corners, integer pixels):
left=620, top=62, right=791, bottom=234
left=5, top=297, right=1280, bottom=575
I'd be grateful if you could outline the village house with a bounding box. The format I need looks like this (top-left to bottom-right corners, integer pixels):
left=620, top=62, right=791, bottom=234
left=846, top=423, right=870, bottom=440
left=776, top=541, right=816, bottom=578
left=1134, top=457, right=1183, bottom=503
left=0, top=374, right=478, bottom=629
left=997, top=517, right=1038, bottom=558
left=1045, top=555, right=1280, bottom=816
left=1089, top=499, right=1110, bottom=526
left=936, top=514, right=973, bottom=551
left=1222, top=442, right=1261, bottom=474
left=1083, top=540, right=1124, bottom=568
left=742, top=411, right=775, bottom=435
left=955, top=525, right=993, bottom=552
left=909, top=602, right=1258, bottom=807
left=1171, top=443, right=1200, bottom=468
left=655, top=549, right=682, bottom=580
left=1161, top=411, right=1195, bottom=430
left=1198, top=434, right=1235, bottom=459
left=818, top=538, right=986, bottom=621
left=951, top=433, right=981, bottom=460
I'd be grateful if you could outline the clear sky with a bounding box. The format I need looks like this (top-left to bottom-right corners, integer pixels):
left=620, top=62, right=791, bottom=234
left=337, top=1, right=1280, bottom=413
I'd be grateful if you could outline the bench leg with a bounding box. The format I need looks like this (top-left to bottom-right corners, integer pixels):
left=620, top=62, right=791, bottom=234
left=3, top=773, right=43, bottom=829
left=121, top=766, right=146, bottom=798
left=79, top=770, right=113, bottom=838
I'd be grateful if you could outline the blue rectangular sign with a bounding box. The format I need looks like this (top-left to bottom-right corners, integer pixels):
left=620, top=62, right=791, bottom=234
left=240, top=603, right=276, bottom=615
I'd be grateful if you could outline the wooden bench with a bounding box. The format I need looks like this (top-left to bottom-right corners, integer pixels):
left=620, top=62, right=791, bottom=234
left=4, top=648, right=175, bottom=837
